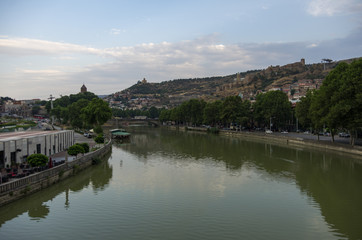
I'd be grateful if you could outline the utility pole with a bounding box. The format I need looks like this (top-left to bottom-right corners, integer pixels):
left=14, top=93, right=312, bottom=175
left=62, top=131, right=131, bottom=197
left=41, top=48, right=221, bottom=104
left=48, top=94, right=55, bottom=130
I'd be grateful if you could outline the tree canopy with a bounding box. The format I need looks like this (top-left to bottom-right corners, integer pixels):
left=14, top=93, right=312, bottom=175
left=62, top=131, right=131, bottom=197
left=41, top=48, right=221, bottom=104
left=48, top=92, right=112, bottom=131
left=308, top=59, right=362, bottom=144
left=27, top=154, right=48, bottom=167
left=253, top=91, right=292, bottom=130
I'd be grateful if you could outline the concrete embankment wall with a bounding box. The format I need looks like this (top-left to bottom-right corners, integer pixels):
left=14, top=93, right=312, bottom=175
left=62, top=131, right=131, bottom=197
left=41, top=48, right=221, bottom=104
left=165, top=126, right=362, bottom=158
left=0, top=140, right=112, bottom=207
left=219, top=130, right=362, bottom=158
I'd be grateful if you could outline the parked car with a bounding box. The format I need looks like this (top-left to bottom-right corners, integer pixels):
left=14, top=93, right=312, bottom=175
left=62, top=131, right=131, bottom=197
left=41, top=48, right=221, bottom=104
left=281, top=130, right=288, bottom=134
left=339, top=132, right=350, bottom=138
left=265, top=130, right=273, bottom=134
left=84, top=133, right=93, bottom=138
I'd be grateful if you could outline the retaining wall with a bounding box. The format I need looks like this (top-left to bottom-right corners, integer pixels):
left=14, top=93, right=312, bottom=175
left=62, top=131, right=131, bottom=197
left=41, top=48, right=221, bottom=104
left=219, top=130, right=362, bottom=158
left=0, top=140, right=112, bottom=207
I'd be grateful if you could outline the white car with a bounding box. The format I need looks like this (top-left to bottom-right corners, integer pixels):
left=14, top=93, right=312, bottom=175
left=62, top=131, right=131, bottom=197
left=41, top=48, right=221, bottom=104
left=265, top=130, right=273, bottom=134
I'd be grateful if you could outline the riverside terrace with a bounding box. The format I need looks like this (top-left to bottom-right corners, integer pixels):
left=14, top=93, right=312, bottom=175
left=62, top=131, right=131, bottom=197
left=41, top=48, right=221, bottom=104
left=0, top=130, right=74, bottom=181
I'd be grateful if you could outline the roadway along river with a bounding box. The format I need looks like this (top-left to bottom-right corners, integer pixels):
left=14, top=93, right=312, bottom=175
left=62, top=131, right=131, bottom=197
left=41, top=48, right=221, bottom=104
left=0, top=127, right=361, bottom=240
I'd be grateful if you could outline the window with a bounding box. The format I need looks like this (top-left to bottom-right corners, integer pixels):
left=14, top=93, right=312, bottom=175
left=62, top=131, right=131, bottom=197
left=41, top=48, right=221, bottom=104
left=0, top=151, right=4, bottom=168
left=36, top=144, right=41, bottom=154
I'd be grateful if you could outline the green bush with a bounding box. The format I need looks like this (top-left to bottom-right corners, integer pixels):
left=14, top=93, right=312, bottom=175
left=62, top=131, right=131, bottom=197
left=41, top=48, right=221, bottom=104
left=95, top=134, right=104, bottom=144
left=76, top=142, right=89, bottom=153
left=27, top=154, right=49, bottom=167
left=67, top=144, right=85, bottom=156
left=94, top=125, right=103, bottom=135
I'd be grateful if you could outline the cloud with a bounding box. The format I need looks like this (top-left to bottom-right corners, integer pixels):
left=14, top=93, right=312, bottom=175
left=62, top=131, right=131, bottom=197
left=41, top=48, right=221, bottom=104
left=307, top=0, right=362, bottom=16
left=1, top=30, right=361, bottom=99
left=110, top=28, right=121, bottom=35
left=0, top=37, right=102, bottom=56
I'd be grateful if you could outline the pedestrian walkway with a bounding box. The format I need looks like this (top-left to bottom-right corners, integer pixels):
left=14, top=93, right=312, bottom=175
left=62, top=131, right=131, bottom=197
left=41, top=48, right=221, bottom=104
left=50, top=132, right=96, bottom=163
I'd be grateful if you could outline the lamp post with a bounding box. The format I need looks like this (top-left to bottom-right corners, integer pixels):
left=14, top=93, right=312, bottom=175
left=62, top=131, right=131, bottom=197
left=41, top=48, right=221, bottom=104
left=48, top=94, right=55, bottom=130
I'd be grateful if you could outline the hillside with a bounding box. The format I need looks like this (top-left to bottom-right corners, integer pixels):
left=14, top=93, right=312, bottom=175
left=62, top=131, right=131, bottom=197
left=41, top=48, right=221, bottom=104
left=106, top=57, right=360, bottom=109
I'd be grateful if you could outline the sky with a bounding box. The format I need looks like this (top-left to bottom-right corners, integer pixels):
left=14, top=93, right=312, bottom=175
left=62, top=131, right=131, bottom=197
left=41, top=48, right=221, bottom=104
left=0, top=0, right=361, bottom=100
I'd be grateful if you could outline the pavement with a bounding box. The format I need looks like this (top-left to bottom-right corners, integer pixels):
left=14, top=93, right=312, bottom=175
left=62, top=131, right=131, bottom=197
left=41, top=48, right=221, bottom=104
left=50, top=132, right=96, bottom=163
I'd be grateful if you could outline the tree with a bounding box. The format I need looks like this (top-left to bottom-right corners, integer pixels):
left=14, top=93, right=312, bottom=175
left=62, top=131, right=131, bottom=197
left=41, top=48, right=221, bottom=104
left=95, top=134, right=105, bottom=144
left=203, top=100, right=222, bottom=126
left=291, top=89, right=296, bottom=96
left=188, top=99, right=206, bottom=126
left=253, top=91, right=292, bottom=130
left=310, top=59, right=362, bottom=144
left=159, top=109, right=171, bottom=122
left=82, top=98, right=112, bottom=128
left=295, top=90, right=313, bottom=130
left=68, top=99, right=89, bottom=129
left=221, top=96, right=244, bottom=127
left=67, top=144, right=85, bottom=156
left=77, top=143, right=89, bottom=153
left=148, top=106, right=159, bottom=119
left=27, top=154, right=48, bottom=167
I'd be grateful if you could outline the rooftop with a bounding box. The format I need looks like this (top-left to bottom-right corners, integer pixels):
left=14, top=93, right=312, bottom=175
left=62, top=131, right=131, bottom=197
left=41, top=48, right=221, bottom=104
left=0, top=130, right=71, bottom=142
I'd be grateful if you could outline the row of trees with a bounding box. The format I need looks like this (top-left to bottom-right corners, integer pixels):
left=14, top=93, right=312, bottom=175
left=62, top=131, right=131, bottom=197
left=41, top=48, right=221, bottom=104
left=112, top=106, right=162, bottom=119
left=159, top=90, right=293, bottom=131
left=49, top=92, right=112, bottom=131
left=295, top=59, right=362, bottom=145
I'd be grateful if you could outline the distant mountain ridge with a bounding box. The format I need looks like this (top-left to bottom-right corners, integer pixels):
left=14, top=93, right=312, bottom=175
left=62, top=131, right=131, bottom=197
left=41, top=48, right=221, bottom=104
left=106, top=57, right=361, bottom=109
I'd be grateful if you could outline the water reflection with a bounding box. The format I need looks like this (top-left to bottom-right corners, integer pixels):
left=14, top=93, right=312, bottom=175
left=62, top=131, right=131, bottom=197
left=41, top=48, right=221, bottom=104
left=120, top=127, right=362, bottom=239
left=0, top=152, right=112, bottom=227
left=28, top=204, right=49, bottom=220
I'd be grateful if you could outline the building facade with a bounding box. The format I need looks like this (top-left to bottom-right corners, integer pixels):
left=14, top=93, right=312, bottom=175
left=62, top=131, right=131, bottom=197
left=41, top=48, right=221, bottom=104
left=0, top=130, right=74, bottom=168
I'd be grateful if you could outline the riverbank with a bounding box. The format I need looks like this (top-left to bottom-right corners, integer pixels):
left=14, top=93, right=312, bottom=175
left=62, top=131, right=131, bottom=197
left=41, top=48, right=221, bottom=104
left=0, top=140, right=112, bottom=207
left=166, top=126, right=362, bottom=159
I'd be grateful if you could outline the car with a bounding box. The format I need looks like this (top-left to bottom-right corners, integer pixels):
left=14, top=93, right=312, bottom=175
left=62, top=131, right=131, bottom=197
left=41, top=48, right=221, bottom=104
left=281, top=130, right=288, bottom=134
left=339, top=132, right=350, bottom=138
left=265, top=130, right=273, bottom=134
left=84, top=133, right=92, bottom=138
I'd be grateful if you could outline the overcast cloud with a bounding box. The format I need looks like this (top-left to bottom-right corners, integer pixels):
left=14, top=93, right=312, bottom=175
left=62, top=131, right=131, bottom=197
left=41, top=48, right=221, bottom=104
left=0, top=0, right=361, bottom=99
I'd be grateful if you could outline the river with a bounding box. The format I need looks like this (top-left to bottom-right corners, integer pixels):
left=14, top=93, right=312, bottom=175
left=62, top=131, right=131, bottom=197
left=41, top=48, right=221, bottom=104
left=0, top=127, right=361, bottom=240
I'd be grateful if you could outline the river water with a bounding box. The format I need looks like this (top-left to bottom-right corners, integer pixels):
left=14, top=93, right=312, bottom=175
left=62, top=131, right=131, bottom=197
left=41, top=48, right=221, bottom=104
left=1, top=127, right=361, bottom=240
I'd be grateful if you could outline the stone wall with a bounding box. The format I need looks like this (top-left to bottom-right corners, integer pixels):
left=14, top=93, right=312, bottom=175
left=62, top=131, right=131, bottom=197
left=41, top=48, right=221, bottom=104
left=219, top=130, right=362, bottom=159
left=0, top=140, right=112, bottom=207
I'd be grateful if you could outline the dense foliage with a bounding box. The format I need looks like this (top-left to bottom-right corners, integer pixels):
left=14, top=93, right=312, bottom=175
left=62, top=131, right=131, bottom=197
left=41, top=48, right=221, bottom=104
left=253, top=90, right=292, bottom=130
left=76, top=143, right=90, bottom=153
left=27, top=154, right=48, bottom=167
left=112, top=107, right=162, bottom=119
left=95, top=134, right=105, bottom=144
left=49, top=92, right=112, bottom=131
left=67, top=144, right=85, bottom=156
left=296, top=59, right=362, bottom=145
left=159, top=93, right=292, bottom=130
